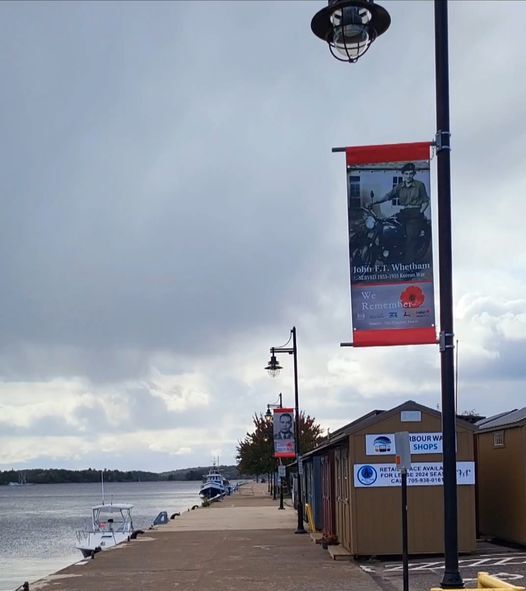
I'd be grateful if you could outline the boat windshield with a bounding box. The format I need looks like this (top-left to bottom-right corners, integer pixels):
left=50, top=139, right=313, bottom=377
left=92, top=505, right=133, bottom=532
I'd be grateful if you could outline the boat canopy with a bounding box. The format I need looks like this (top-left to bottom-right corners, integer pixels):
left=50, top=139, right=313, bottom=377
left=92, top=504, right=133, bottom=512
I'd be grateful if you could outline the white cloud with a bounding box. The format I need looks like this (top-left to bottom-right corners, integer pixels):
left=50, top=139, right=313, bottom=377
left=0, top=436, right=92, bottom=465
left=146, top=368, right=210, bottom=412
left=0, top=378, right=93, bottom=429
left=499, top=314, right=526, bottom=341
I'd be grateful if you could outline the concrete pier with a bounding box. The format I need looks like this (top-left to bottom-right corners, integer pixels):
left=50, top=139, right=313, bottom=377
left=30, top=483, right=381, bottom=591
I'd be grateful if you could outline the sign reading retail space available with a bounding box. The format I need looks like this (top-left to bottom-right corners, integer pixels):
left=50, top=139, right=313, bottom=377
left=343, top=142, right=437, bottom=347
left=354, top=462, right=475, bottom=488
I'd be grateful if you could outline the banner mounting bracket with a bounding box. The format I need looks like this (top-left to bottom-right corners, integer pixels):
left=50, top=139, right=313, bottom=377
left=439, top=331, right=455, bottom=352
left=434, top=130, right=451, bottom=153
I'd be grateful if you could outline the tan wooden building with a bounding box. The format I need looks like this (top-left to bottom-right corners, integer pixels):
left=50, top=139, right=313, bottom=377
left=303, top=400, right=477, bottom=556
left=476, top=408, right=526, bottom=545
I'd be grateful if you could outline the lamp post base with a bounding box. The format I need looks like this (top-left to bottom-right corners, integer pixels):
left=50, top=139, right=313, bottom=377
left=441, top=572, right=464, bottom=589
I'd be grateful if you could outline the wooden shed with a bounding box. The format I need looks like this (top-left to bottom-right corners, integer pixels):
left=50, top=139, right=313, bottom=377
left=301, top=410, right=381, bottom=544
left=301, top=442, right=335, bottom=539
left=476, top=408, right=526, bottom=545
left=303, top=400, right=476, bottom=556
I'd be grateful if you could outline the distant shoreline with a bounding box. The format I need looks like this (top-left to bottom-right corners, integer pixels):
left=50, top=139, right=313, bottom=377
left=0, top=465, right=244, bottom=486
left=2, top=479, right=184, bottom=486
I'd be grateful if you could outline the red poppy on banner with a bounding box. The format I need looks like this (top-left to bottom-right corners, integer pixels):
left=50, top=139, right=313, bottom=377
left=273, top=408, right=295, bottom=459
left=344, top=142, right=437, bottom=347
left=400, top=286, right=426, bottom=309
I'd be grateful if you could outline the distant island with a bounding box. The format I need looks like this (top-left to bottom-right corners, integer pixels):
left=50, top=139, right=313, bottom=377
left=0, top=465, right=244, bottom=486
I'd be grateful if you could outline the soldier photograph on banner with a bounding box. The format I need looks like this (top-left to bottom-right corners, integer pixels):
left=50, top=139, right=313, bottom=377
left=344, top=142, right=437, bottom=347
left=273, top=408, right=296, bottom=459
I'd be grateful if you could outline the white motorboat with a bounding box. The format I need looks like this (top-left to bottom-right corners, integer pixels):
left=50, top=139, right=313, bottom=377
left=75, top=502, right=134, bottom=558
left=199, top=465, right=230, bottom=501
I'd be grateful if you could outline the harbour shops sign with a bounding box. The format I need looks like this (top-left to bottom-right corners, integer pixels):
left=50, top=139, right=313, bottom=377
left=365, top=432, right=443, bottom=455
left=354, top=462, right=475, bottom=488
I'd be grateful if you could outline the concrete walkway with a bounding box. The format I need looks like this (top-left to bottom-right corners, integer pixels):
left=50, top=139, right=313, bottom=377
left=31, top=483, right=382, bottom=591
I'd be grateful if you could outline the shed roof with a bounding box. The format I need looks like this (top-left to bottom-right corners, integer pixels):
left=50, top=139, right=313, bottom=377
left=476, top=408, right=526, bottom=432
left=344, top=399, right=475, bottom=435
left=302, top=399, right=475, bottom=460
left=301, top=409, right=384, bottom=459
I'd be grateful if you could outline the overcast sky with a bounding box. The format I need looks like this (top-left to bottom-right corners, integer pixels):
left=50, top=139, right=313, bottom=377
left=1, top=1, right=525, bottom=472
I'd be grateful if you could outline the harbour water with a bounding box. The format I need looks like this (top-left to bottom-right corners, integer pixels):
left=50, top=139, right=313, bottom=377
left=0, top=480, right=202, bottom=591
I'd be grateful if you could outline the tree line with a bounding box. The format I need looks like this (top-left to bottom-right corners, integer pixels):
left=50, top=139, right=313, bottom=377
left=0, top=465, right=243, bottom=485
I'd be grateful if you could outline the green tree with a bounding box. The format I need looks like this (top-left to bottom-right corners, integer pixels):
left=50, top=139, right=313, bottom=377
left=458, top=409, right=485, bottom=424
left=236, top=411, right=324, bottom=477
left=236, top=413, right=273, bottom=479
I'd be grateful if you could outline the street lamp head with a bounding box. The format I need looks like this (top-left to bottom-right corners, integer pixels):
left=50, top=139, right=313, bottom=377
left=265, top=354, right=283, bottom=378
left=311, top=0, right=390, bottom=63
left=264, top=405, right=273, bottom=422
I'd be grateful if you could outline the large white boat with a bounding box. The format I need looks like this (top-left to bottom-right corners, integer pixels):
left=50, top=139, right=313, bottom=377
left=75, top=502, right=135, bottom=558
left=199, top=465, right=231, bottom=501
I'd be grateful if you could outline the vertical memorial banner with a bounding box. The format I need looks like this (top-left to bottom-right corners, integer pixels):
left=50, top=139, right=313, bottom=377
left=273, top=408, right=296, bottom=459
left=345, top=142, right=436, bottom=346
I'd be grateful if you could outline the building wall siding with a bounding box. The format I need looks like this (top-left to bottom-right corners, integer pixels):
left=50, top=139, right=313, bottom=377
left=477, top=426, right=526, bottom=544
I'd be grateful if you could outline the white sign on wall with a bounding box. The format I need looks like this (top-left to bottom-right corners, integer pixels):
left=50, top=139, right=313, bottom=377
left=354, top=461, right=475, bottom=488
left=365, top=432, right=443, bottom=455
left=401, top=411, right=422, bottom=422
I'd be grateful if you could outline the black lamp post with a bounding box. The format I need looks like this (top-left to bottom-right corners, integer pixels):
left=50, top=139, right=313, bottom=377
left=311, top=1, right=462, bottom=588
left=265, top=392, right=283, bottom=421
left=265, top=327, right=306, bottom=533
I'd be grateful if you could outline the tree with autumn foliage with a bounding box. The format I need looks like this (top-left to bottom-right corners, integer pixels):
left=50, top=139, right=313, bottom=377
left=236, top=411, right=324, bottom=478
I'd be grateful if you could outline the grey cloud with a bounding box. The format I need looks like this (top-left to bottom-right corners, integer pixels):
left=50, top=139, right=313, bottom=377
left=1, top=1, right=526, bottom=469
left=0, top=2, right=334, bottom=363
left=461, top=340, right=526, bottom=383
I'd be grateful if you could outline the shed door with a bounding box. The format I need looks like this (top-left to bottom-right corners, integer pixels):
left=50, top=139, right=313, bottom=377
left=335, top=447, right=351, bottom=551
left=321, top=454, right=336, bottom=538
